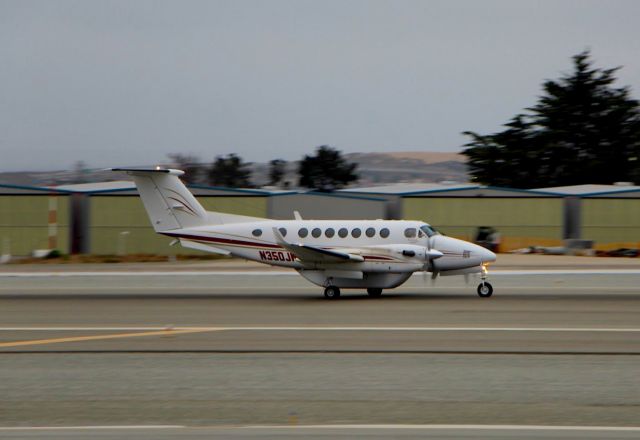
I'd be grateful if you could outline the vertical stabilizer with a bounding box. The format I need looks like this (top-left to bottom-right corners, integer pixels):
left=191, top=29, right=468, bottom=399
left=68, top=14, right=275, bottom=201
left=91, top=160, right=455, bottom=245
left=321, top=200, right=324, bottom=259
left=112, top=168, right=207, bottom=232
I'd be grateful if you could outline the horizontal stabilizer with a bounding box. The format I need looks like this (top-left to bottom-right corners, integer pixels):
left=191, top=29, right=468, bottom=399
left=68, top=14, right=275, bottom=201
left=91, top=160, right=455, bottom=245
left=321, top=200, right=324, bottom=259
left=112, top=168, right=184, bottom=176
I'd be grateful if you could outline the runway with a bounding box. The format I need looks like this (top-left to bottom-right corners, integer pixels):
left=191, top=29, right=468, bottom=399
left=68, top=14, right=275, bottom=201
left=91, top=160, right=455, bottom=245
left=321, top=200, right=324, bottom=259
left=2, top=425, right=640, bottom=440
left=0, top=268, right=639, bottom=435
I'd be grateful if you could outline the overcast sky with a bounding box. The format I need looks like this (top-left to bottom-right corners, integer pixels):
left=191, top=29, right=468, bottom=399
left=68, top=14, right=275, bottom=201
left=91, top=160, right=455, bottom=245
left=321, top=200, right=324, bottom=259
left=1, top=0, right=639, bottom=171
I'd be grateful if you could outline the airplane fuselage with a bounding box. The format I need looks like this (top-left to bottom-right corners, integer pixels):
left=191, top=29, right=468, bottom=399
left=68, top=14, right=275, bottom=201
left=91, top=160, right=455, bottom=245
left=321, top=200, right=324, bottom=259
left=163, top=219, right=494, bottom=274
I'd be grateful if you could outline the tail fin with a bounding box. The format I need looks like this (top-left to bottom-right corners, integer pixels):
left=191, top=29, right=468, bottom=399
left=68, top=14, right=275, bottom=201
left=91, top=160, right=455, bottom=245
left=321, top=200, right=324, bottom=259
left=113, top=168, right=207, bottom=232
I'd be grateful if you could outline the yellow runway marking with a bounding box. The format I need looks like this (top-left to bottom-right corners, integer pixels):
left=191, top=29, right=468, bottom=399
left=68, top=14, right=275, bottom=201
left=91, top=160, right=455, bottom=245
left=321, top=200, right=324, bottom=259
left=0, top=328, right=217, bottom=348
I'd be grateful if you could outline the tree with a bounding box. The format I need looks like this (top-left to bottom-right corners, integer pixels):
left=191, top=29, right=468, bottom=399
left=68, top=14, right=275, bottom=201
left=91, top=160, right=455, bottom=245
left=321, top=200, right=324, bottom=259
left=208, top=154, right=253, bottom=188
left=166, top=153, right=205, bottom=184
left=463, top=51, right=640, bottom=187
left=298, top=146, right=358, bottom=191
left=268, top=159, right=287, bottom=187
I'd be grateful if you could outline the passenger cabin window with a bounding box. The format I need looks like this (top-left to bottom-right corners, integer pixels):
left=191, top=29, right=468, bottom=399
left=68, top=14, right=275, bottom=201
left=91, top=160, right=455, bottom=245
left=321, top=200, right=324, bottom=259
left=312, top=228, right=321, bottom=238
left=279, top=227, right=287, bottom=237
left=351, top=228, right=362, bottom=238
left=298, top=228, right=308, bottom=238
left=380, top=228, right=390, bottom=238
left=404, top=228, right=417, bottom=238
left=420, top=225, right=439, bottom=237
left=252, top=229, right=262, bottom=237
left=365, top=227, right=375, bottom=238
left=325, top=228, right=335, bottom=238
left=338, top=228, right=348, bottom=238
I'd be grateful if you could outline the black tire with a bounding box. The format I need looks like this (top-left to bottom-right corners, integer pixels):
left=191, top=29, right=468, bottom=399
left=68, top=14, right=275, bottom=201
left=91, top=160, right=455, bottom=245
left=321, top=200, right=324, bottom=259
left=324, top=286, right=340, bottom=299
left=477, top=282, right=493, bottom=298
left=367, top=288, right=382, bottom=297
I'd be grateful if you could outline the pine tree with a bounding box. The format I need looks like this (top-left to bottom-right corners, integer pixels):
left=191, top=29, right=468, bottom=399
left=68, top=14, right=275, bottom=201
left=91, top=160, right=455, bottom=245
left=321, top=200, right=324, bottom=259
left=208, top=154, right=253, bottom=188
left=463, top=51, right=640, bottom=187
left=298, top=146, right=358, bottom=191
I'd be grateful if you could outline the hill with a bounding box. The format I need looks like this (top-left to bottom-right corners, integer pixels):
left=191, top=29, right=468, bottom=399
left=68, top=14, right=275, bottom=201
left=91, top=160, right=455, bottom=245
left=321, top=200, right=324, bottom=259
left=0, top=151, right=469, bottom=188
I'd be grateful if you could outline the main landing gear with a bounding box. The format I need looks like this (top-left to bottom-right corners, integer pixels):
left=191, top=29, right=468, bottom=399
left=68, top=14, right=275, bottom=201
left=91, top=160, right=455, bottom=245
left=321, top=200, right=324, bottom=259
left=367, top=288, right=382, bottom=297
left=324, top=286, right=341, bottom=299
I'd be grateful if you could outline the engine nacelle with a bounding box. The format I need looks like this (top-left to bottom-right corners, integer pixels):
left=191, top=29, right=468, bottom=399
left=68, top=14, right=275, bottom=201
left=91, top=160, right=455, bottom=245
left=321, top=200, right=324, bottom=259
left=368, top=244, right=429, bottom=261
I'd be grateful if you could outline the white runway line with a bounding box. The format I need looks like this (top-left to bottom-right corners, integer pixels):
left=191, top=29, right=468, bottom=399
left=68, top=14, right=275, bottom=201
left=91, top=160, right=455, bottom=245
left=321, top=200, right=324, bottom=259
left=1, top=269, right=640, bottom=277
left=1, top=326, right=639, bottom=332
left=246, top=424, right=640, bottom=432
left=0, top=424, right=638, bottom=432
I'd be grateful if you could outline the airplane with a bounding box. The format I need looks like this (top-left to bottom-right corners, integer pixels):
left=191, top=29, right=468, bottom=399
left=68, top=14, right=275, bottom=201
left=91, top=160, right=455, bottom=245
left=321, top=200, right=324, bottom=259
left=113, top=167, right=497, bottom=299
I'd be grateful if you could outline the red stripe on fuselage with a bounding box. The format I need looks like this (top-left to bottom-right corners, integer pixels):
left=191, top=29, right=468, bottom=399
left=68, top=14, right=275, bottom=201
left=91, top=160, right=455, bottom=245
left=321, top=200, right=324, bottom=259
left=363, top=256, right=395, bottom=261
left=163, top=232, right=283, bottom=249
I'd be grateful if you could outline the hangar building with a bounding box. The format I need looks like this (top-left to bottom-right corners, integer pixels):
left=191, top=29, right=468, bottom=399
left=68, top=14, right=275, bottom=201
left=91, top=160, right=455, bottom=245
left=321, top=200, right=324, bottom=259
left=1, top=180, right=637, bottom=256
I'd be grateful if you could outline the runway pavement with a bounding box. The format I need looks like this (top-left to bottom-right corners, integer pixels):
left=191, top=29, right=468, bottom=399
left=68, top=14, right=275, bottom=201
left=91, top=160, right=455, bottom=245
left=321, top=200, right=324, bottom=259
left=0, top=263, right=639, bottom=436
left=2, top=425, right=640, bottom=440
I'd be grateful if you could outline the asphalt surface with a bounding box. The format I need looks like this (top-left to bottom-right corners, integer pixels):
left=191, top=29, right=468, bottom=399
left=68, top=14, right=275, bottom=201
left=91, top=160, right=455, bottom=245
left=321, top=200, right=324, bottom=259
left=0, top=264, right=639, bottom=437
left=2, top=426, right=640, bottom=440
left=3, top=253, right=640, bottom=272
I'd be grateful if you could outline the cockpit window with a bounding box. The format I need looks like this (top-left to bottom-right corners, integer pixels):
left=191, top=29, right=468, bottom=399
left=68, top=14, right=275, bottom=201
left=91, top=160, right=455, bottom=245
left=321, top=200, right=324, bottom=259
left=420, top=225, right=439, bottom=238
left=404, top=228, right=417, bottom=238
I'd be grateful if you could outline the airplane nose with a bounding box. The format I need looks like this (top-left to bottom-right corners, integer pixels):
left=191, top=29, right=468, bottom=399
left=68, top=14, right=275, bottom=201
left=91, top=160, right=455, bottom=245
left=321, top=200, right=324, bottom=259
left=474, top=244, right=496, bottom=262
left=480, top=246, right=497, bottom=263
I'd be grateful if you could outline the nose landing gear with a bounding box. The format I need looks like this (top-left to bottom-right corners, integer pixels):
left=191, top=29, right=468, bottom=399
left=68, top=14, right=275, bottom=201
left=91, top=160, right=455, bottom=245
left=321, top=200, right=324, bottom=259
left=477, top=281, right=493, bottom=297
left=477, top=263, right=493, bottom=297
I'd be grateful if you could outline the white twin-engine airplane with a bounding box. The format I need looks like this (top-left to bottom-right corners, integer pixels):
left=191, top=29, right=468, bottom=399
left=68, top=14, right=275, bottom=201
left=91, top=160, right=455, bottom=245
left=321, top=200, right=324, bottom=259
left=114, top=168, right=497, bottom=299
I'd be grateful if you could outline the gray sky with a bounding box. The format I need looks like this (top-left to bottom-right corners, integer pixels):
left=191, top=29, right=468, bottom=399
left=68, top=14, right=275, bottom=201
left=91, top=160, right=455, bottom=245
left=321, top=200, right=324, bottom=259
left=1, top=0, right=639, bottom=171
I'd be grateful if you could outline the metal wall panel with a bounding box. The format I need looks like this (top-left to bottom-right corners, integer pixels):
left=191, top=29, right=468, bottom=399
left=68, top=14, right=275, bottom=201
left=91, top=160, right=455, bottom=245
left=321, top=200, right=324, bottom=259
left=0, top=195, right=70, bottom=255
left=403, top=197, right=564, bottom=251
left=89, top=195, right=268, bottom=255
left=198, top=197, right=267, bottom=218
left=268, top=193, right=386, bottom=220
left=581, top=199, right=640, bottom=248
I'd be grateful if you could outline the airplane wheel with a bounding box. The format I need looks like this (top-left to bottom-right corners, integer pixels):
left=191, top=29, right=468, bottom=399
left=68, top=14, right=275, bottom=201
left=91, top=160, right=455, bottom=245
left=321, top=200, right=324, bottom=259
left=367, top=288, right=382, bottom=297
left=477, top=282, right=493, bottom=298
left=324, top=286, right=340, bottom=299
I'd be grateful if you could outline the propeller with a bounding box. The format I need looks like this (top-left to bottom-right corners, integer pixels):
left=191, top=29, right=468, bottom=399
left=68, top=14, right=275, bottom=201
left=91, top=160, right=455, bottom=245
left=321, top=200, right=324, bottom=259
left=424, top=236, right=442, bottom=284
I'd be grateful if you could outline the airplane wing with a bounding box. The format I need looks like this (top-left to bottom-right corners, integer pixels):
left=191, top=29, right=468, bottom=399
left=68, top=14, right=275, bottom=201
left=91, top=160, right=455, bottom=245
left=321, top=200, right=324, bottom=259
left=272, top=228, right=364, bottom=263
